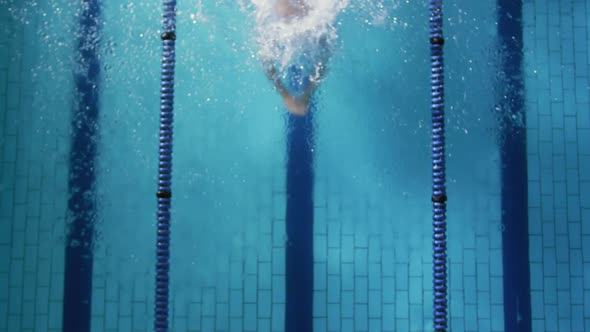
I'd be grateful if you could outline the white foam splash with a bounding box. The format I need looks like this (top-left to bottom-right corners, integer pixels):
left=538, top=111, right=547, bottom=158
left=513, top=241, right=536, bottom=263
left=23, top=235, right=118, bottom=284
left=248, top=0, right=349, bottom=71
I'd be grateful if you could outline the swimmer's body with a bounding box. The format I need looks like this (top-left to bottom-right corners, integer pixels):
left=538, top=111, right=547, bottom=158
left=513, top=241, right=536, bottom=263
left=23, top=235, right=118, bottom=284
left=265, top=0, right=328, bottom=116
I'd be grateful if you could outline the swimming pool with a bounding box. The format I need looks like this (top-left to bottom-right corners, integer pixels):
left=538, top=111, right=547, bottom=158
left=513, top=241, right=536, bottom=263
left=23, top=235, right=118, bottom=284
left=0, top=0, right=588, bottom=331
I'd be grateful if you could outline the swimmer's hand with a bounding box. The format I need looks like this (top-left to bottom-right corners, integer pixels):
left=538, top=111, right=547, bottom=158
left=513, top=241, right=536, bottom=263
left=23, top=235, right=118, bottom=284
left=265, top=65, right=277, bottom=82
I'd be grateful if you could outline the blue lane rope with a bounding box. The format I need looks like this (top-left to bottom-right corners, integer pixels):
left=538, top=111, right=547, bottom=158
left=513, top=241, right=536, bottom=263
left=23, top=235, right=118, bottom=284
left=429, top=0, right=448, bottom=331
left=154, top=0, right=177, bottom=331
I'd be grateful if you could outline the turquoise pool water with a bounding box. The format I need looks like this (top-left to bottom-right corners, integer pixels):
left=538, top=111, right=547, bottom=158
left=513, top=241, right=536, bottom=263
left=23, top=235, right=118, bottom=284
left=0, top=0, right=589, bottom=331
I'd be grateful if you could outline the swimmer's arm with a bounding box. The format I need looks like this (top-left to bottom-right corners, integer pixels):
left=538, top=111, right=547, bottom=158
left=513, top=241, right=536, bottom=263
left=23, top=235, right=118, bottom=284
left=265, top=65, right=292, bottom=99
left=301, top=63, right=327, bottom=101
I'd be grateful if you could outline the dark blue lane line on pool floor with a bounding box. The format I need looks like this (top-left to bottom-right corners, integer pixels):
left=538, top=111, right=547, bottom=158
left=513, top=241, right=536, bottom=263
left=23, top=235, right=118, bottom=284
left=63, top=1, right=102, bottom=331
left=285, top=109, right=315, bottom=332
left=497, top=0, right=532, bottom=331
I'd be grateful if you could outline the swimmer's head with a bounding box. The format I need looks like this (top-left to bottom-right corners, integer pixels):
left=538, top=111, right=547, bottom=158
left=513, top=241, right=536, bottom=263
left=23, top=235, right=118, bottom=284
left=275, top=0, right=309, bottom=19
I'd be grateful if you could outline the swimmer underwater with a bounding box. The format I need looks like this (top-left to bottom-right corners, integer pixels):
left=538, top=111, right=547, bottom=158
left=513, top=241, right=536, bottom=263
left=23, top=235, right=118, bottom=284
left=264, top=0, right=330, bottom=116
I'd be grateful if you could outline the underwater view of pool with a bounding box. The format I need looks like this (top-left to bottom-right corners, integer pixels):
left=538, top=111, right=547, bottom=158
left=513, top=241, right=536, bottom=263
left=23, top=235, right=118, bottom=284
left=0, top=0, right=588, bottom=331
